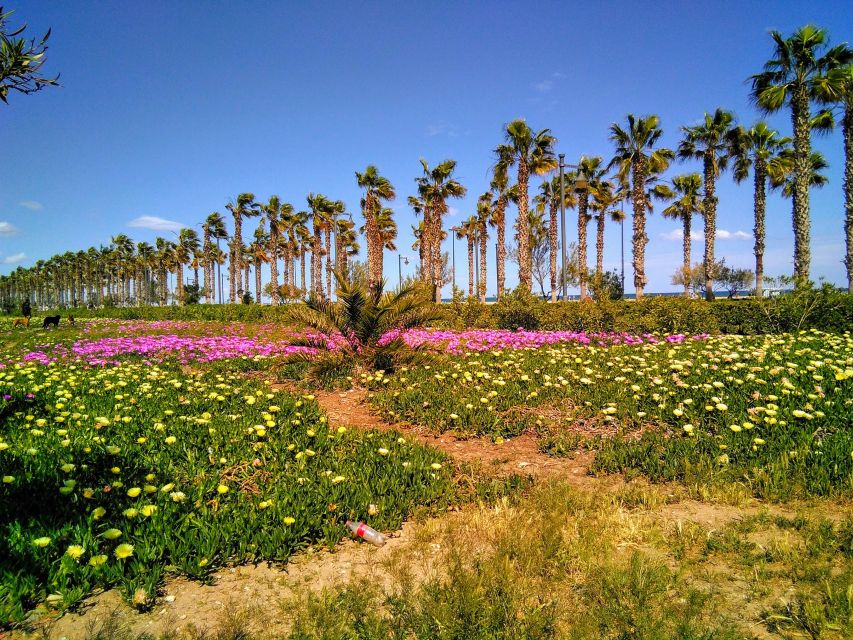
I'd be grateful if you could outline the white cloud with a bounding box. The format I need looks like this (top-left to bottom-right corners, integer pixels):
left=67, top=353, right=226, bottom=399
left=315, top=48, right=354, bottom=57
left=661, top=228, right=702, bottom=241
left=448, top=206, right=460, bottom=217
left=18, top=200, right=43, bottom=211
left=532, top=79, right=553, bottom=93
left=717, top=229, right=752, bottom=240
left=2, top=252, right=26, bottom=265
left=661, top=228, right=751, bottom=241
left=127, top=216, right=185, bottom=232
left=0, top=221, right=20, bottom=236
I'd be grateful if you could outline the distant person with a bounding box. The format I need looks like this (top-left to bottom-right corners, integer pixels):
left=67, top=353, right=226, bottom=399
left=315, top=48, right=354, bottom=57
left=21, top=299, right=31, bottom=318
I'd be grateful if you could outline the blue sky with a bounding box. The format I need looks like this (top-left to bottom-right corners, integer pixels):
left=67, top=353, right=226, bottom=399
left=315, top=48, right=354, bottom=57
left=1, top=0, right=851, bottom=295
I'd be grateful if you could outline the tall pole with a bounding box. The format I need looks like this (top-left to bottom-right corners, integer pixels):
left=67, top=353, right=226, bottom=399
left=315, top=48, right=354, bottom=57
left=398, top=254, right=402, bottom=289
left=620, top=201, right=625, bottom=298
left=559, top=154, right=567, bottom=301
left=216, top=238, right=222, bottom=304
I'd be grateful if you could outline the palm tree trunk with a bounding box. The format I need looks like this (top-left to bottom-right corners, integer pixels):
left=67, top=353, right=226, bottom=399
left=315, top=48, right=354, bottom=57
left=468, top=237, right=475, bottom=297
left=791, top=87, right=812, bottom=285
left=300, top=251, right=306, bottom=294
left=479, top=220, right=487, bottom=302
left=596, top=214, right=605, bottom=277
left=754, top=159, right=767, bottom=299
left=244, top=261, right=250, bottom=298
left=631, top=161, right=648, bottom=299
left=325, top=227, right=332, bottom=300
left=177, top=265, right=184, bottom=305
left=682, top=215, right=692, bottom=298
left=270, top=239, right=279, bottom=305
left=578, top=195, right=589, bottom=299
left=432, top=212, right=443, bottom=304
left=517, top=159, right=532, bottom=291
left=702, top=152, right=718, bottom=302
left=549, top=200, right=558, bottom=302
left=496, top=196, right=507, bottom=299
left=364, top=195, right=381, bottom=291
left=255, top=262, right=262, bottom=303
left=843, top=103, right=852, bottom=294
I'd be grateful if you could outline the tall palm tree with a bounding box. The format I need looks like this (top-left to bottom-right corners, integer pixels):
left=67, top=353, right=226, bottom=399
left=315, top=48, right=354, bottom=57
left=327, top=200, right=345, bottom=300
left=678, top=108, right=739, bottom=301
left=501, top=120, right=558, bottom=291
left=731, top=122, right=792, bottom=298
left=750, top=25, right=853, bottom=284
left=225, top=193, right=259, bottom=302
left=293, top=212, right=311, bottom=295
left=175, top=228, right=200, bottom=304
left=780, top=150, right=829, bottom=198
left=609, top=114, right=674, bottom=299
left=306, top=193, right=332, bottom=298
left=370, top=206, right=398, bottom=282
left=534, top=176, right=577, bottom=302
left=336, top=216, right=359, bottom=278
left=110, top=234, right=134, bottom=305
left=203, top=212, right=228, bottom=304
left=262, top=196, right=282, bottom=304
left=250, top=222, right=269, bottom=303
left=154, top=237, right=175, bottom=305
left=135, top=242, right=153, bottom=305
left=476, top=193, right=491, bottom=302
left=652, top=174, right=704, bottom=297
left=824, top=62, right=853, bottom=292
left=415, top=159, right=467, bottom=302
left=460, top=215, right=479, bottom=297
left=590, top=180, right=622, bottom=278
left=356, top=165, right=396, bottom=291
left=491, top=145, right=513, bottom=299
left=575, top=156, right=607, bottom=299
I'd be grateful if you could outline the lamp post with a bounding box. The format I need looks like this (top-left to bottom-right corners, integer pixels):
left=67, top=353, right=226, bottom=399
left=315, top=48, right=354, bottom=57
left=398, top=254, right=409, bottom=289
left=559, top=154, right=567, bottom=301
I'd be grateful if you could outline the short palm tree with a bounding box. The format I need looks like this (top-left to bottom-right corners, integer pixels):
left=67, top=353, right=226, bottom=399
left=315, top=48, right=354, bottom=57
left=590, top=180, right=622, bottom=277
left=750, top=25, right=853, bottom=284
left=202, top=212, right=228, bottom=303
left=175, top=228, right=200, bottom=304
left=652, top=174, right=704, bottom=297
left=731, top=122, right=792, bottom=297
left=501, top=119, right=558, bottom=291
left=576, top=156, right=607, bottom=299
left=287, top=273, right=440, bottom=380
left=225, top=193, right=259, bottom=302
left=609, top=114, right=674, bottom=299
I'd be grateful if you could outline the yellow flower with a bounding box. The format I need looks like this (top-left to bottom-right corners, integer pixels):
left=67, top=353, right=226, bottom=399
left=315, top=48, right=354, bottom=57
left=160, top=482, right=175, bottom=493
left=92, top=507, right=107, bottom=519
left=216, top=484, right=229, bottom=495
left=378, top=448, right=389, bottom=456
left=32, top=536, right=51, bottom=548
left=114, top=544, right=134, bottom=559
left=127, top=487, right=141, bottom=498
left=103, top=528, right=122, bottom=540
left=89, top=554, right=107, bottom=566
left=283, top=517, right=295, bottom=525
left=2, top=475, right=13, bottom=484
left=66, top=545, right=85, bottom=559
left=164, top=436, right=177, bottom=445
left=140, top=504, right=157, bottom=517
left=431, top=463, right=442, bottom=470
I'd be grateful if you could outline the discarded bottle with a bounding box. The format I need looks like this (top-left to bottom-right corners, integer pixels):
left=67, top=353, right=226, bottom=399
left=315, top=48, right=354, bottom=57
left=346, top=520, right=385, bottom=546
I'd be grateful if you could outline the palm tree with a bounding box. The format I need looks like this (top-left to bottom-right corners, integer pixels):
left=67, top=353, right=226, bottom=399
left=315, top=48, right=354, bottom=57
left=781, top=150, right=829, bottom=198
left=225, top=193, right=259, bottom=302
left=416, top=159, right=467, bottom=302
left=175, top=228, right=200, bottom=304
left=590, top=180, right=622, bottom=278
left=534, top=176, right=577, bottom=302
left=376, top=206, right=398, bottom=270
left=476, top=193, right=491, bottom=302
left=750, top=25, right=853, bottom=284
left=491, top=145, right=513, bottom=299
left=286, top=274, right=440, bottom=379
left=261, top=196, right=283, bottom=304
left=203, top=212, right=228, bottom=303
left=652, top=174, right=704, bottom=297
left=250, top=222, right=269, bottom=303
left=678, top=108, right=739, bottom=301
left=294, top=213, right=311, bottom=295
left=609, top=114, right=675, bottom=299
left=824, top=62, right=853, bottom=292
left=154, top=237, right=175, bottom=305
left=110, top=234, right=134, bottom=305
left=356, top=165, right=396, bottom=291
left=336, top=216, right=359, bottom=278
left=326, top=200, right=345, bottom=300
left=731, top=122, right=792, bottom=298
left=575, top=156, right=607, bottom=299
left=460, top=215, right=479, bottom=297
left=501, top=120, right=558, bottom=291
left=306, top=193, right=332, bottom=298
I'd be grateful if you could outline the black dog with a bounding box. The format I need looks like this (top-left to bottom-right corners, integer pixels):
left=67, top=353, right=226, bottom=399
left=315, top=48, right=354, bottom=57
left=42, top=315, right=60, bottom=329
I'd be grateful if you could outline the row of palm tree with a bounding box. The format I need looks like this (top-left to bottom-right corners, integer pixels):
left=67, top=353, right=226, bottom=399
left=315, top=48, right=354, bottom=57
left=3, top=25, right=852, bottom=309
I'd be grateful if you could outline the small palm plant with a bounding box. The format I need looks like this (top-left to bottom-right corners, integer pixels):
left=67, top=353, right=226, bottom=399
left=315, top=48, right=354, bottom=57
left=287, top=272, right=439, bottom=381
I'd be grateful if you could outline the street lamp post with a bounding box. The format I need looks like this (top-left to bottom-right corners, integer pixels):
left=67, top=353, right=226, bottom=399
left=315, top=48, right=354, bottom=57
left=398, top=254, right=409, bottom=289
left=559, top=154, right=567, bottom=301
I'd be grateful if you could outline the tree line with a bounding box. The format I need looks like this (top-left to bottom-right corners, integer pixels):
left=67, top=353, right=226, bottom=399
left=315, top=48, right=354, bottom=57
left=2, top=25, right=853, bottom=310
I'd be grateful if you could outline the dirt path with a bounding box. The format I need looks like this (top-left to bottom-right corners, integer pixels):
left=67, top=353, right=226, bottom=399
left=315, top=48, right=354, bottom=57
left=309, top=386, right=601, bottom=486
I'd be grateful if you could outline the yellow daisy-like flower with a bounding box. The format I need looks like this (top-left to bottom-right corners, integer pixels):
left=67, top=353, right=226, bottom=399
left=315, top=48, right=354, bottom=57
left=160, top=483, right=175, bottom=493
left=378, top=448, right=389, bottom=456
left=32, top=536, right=51, bottom=548
left=140, top=505, right=157, bottom=517
left=431, top=463, right=442, bottom=470
left=283, top=517, right=295, bottom=525
left=114, top=544, right=134, bottom=559
left=127, top=487, right=141, bottom=498
left=92, top=507, right=107, bottom=519
left=2, top=475, right=13, bottom=484
left=89, top=554, right=107, bottom=566
left=103, top=528, right=122, bottom=540
left=164, top=436, right=177, bottom=445
left=66, top=545, right=85, bottom=559
left=216, top=484, right=229, bottom=495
